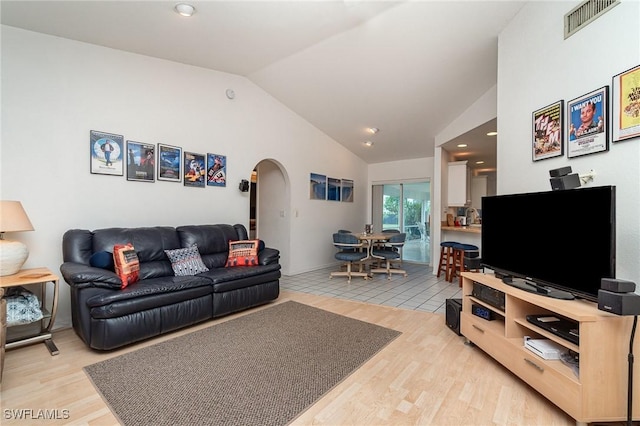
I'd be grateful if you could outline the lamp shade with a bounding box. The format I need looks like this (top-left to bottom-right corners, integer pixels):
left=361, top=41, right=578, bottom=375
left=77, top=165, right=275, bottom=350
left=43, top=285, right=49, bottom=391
left=0, top=201, right=34, bottom=276
left=0, top=201, right=34, bottom=233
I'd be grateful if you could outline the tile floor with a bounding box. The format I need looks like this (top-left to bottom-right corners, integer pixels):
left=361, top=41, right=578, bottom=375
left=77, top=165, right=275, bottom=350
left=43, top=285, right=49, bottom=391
left=280, top=262, right=462, bottom=315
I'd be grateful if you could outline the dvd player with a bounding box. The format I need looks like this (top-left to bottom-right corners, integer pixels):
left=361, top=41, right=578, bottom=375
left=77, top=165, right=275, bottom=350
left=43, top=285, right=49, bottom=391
left=526, top=314, right=579, bottom=345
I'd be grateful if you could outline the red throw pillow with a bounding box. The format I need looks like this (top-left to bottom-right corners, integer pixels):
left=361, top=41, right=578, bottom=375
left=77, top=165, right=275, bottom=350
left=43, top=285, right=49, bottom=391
left=225, top=240, right=259, bottom=267
left=113, top=243, right=140, bottom=289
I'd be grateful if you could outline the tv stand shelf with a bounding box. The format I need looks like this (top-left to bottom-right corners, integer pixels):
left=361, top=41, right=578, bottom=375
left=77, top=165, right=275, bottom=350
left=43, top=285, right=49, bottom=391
left=461, top=272, right=639, bottom=425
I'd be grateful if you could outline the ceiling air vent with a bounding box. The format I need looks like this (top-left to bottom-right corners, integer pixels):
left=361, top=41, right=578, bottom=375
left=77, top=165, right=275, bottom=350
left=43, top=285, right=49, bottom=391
left=565, top=0, right=620, bottom=38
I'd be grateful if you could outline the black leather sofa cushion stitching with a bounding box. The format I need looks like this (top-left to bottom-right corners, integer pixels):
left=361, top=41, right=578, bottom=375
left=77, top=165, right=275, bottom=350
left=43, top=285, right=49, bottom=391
left=211, top=270, right=281, bottom=293
left=85, top=275, right=213, bottom=308
left=60, top=262, right=122, bottom=289
left=258, top=247, right=280, bottom=265
left=90, top=287, right=213, bottom=319
left=198, top=263, right=281, bottom=285
left=177, top=225, right=238, bottom=255
left=93, top=227, right=180, bottom=262
left=139, top=259, right=176, bottom=280
left=200, top=253, right=229, bottom=270
left=63, top=229, right=95, bottom=265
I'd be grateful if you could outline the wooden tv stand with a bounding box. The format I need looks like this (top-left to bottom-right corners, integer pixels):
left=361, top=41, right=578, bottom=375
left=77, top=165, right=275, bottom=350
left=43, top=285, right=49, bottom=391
left=460, top=272, right=639, bottom=425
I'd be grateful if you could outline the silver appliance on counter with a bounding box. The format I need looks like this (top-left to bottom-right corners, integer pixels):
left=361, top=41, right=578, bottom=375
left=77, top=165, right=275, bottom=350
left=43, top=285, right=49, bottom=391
left=466, top=208, right=479, bottom=225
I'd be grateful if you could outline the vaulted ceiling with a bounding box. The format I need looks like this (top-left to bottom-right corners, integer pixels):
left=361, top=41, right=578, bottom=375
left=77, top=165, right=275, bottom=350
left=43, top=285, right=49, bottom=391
left=1, top=1, right=526, bottom=167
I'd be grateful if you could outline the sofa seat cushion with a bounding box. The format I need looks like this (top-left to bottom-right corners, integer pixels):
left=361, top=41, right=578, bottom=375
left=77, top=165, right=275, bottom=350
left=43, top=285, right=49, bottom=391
left=198, top=264, right=281, bottom=292
left=86, top=275, right=213, bottom=318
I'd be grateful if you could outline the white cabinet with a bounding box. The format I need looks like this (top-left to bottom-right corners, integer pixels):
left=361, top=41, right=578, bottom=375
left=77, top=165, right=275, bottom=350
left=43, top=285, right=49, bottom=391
left=471, top=175, right=487, bottom=209
left=447, top=161, right=470, bottom=206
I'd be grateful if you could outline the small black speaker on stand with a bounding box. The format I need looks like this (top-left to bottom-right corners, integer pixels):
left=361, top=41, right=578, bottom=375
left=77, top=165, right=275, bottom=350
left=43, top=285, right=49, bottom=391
left=598, top=278, right=640, bottom=426
left=446, top=298, right=463, bottom=335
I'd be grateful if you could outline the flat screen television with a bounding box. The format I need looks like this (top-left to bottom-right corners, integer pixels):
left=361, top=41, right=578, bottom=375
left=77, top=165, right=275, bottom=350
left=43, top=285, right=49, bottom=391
left=481, top=185, right=615, bottom=302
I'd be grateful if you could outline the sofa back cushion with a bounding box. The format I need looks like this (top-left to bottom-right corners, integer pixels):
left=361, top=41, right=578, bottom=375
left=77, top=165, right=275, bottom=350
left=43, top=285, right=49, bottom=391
left=177, top=224, right=242, bottom=269
left=92, top=227, right=179, bottom=279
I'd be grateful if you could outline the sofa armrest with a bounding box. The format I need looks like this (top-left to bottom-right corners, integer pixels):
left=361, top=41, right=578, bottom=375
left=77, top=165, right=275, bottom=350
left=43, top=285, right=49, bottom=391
left=60, top=262, right=122, bottom=289
left=259, top=247, right=280, bottom=266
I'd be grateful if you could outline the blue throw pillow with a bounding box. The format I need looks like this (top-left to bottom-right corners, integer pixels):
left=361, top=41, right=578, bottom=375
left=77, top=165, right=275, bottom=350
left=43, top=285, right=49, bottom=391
left=90, top=251, right=115, bottom=271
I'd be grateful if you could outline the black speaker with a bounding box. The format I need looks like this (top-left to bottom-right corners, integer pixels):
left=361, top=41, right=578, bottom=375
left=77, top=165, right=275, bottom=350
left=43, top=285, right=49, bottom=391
left=601, top=278, right=636, bottom=293
left=550, top=173, right=580, bottom=190
left=446, top=298, right=463, bottom=335
left=549, top=166, right=572, bottom=177
left=598, top=290, right=640, bottom=315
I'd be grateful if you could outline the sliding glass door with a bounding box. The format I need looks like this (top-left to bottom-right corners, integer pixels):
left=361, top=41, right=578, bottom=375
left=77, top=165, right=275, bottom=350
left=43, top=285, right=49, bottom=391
left=372, top=181, right=430, bottom=264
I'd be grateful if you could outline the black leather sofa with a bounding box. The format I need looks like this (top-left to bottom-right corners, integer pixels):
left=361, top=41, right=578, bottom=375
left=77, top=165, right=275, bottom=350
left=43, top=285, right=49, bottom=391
left=60, top=224, right=280, bottom=350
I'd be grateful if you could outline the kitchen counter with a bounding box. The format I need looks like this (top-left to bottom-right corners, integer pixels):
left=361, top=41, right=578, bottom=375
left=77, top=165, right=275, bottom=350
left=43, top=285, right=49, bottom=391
left=441, top=226, right=481, bottom=234
left=441, top=225, right=482, bottom=248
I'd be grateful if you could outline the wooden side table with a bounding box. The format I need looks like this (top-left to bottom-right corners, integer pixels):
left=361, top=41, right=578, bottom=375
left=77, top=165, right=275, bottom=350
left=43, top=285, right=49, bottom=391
left=0, top=267, right=60, bottom=355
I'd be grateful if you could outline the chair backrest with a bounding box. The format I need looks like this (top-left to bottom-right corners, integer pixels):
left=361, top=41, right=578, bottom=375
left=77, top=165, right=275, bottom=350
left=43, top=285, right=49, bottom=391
left=337, top=229, right=352, bottom=234
left=387, top=232, right=406, bottom=246
left=382, top=229, right=400, bottom=234
left=332, top=232, right=362, bottom=248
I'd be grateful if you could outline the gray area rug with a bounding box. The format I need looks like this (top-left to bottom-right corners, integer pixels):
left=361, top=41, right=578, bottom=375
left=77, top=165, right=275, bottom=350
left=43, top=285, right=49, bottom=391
left=84, top=300, right=401, bottom=426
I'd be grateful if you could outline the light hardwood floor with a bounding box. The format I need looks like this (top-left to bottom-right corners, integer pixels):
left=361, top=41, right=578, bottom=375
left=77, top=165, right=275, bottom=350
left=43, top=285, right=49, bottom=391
left=0, top=290, right=619, bottom=425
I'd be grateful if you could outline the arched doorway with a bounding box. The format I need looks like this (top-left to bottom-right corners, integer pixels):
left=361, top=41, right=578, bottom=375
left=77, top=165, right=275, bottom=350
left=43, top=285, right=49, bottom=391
left=250, top=159, right=291, bottom=274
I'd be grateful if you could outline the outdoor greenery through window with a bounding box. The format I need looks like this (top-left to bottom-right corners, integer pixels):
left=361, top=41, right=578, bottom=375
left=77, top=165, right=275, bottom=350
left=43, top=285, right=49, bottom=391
left=381, top=182, right=430, bottom=241
left=373, top=182, right=430, bottom=264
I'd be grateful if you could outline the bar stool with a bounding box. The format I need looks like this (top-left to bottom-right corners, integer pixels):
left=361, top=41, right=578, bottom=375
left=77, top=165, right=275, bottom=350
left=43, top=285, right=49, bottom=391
left=451, top=243, right=480, bottom=286
left=437, top=241, right=459, bottom=282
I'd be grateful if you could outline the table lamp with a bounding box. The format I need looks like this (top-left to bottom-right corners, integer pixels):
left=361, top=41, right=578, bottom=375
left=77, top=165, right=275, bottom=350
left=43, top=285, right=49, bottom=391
left=0, top=200, right=34, bottom=276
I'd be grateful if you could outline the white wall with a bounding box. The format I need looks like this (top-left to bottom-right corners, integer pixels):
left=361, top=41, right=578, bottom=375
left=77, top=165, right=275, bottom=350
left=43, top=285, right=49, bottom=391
left=497, top=1, right=640, bottom=288
left=368, top=157, right=434, bottom=195
left=1, top=26, right=368, bottom=328
left=432, top=86, right=498, bottom=265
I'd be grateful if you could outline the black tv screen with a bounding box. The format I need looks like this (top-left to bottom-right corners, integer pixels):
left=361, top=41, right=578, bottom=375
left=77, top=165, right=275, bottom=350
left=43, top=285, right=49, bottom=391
left=481, top=185, right=615, bottom=302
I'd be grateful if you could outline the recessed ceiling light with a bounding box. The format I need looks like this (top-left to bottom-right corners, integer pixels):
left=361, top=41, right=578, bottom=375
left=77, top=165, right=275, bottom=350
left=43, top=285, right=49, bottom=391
left=486, top=131, right=498, bottom=136
left=367, top=127, right=379, bottom=134
left=475, top=160, right=485, bottom=164
left=457, top=144, right=468, bottom=148
left=364, top=141, right=374, bottom=147
left=175, top=3, right=195, bottom=17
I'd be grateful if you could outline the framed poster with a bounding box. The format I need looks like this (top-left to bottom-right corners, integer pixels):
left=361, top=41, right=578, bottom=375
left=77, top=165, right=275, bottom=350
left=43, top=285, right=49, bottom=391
left=567, top=86, right=609, bottom=158
left=157, top=143, right=182, bottom=182
left=206, top=153, right=227, bottom=187
left=341, top=179, right=354, bottom=202
left=612, top=64, right=640, bottom=142
left=532, top=100, right=564, bottom=161
left=126, top=140, right=155, bottom=182
left=328, top=177, right=341, bottom=201
left=183, top=151, right=206, bottom=188
left=90, top=130, right=123, bottom=176
left=310, top=173, right=326, bottom=200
